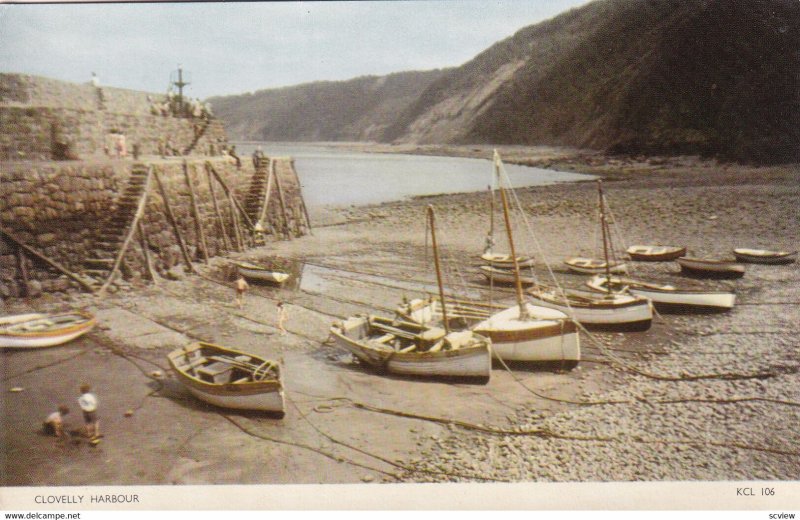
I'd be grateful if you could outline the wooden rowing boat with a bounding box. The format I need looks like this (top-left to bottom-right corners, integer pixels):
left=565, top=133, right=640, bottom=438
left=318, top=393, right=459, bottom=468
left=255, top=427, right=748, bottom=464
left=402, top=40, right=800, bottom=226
left=0, top=312, right=96, bottom=348
left=732, top=248, right=797, bottom=265
left=564, top=256, right=628, bottom=275
left=586, top=274, right=736, bottom=312
left=676, top=257, right=745, bottom=279
left=167, top=342, right=285, bottom=415
left=480, top=252, right=535, bottom=268
left=527, top=284, right=652, bottom=331
left=626, top=245, right=686, bottom=262
left=330, top=315, right=492, bottom=380
left=479, top=265, right=537, bottom=285
left=233, top=261, right=291, bottom=285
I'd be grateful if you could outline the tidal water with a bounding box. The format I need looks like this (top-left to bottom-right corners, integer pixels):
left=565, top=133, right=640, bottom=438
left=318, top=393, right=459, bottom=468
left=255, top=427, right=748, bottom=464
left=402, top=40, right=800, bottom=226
left=235, top=142, right=595, bottom=208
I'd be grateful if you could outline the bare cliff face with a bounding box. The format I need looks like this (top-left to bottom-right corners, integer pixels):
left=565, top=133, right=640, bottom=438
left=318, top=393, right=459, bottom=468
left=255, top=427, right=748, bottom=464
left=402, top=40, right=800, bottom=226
left=211, top=0, right=800, bottom=164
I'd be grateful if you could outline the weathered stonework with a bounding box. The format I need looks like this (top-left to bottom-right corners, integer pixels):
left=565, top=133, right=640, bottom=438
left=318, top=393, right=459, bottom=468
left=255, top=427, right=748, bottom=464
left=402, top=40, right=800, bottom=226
left=0, top=73, right=227, bottom=161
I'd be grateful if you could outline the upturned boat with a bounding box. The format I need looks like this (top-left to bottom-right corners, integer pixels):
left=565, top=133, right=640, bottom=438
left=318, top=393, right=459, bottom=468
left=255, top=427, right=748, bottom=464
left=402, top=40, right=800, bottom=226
left=233, top=261, right=291, bottom=285
left=676, top=257, right=745, bottom=279
left=626, top=245, right=687, bottom=262
left=732, top=248, right=797, bottom=265
left=167, top=342, right=286, bottom=415
left=586, top=274, right=736, bottom=312
left=0, top=312, right=96, bottom=348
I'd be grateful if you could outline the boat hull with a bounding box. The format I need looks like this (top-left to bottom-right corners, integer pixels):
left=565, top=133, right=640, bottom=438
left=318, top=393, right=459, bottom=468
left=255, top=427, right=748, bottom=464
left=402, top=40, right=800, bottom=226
left=473, top=304, right=580, bottom=364
left=480, top=253, right=535, bottom=268
left=527, top=291, right=652, bottom=331
left=167, top=343, right=286, bottom=414
left=0, top=313, right=96, bottom=348
left=627, top=245, right=687, bottom=262
left=479, top=265, right=536, bottom=285
left=676, top=257, right=745, bottom=279
left=586, top=275, right=736, bottom=312
left=733, top=249, right=797, bottom=265
left=235, top=263, right=290, bottom=284
left=330, top=317, right=492, bottom=380
left=564, top=257, right=627, bottom=275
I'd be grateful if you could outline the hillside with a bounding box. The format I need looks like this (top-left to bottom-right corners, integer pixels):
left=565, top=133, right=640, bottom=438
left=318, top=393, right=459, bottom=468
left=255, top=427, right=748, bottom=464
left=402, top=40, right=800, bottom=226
left=208, top=70, right=448, bottom=142
left=211, top=0, right=800, bottom=163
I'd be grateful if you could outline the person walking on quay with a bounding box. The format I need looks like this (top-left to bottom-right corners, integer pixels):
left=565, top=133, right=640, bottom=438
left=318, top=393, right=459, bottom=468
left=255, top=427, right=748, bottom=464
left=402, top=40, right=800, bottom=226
left=277, top=301, right=287, bottom=335
left=78, top=383, right=100, bottom=442
left=235, top=275, right=249, bottom=310
left=43, top=404, right=70, bottom=440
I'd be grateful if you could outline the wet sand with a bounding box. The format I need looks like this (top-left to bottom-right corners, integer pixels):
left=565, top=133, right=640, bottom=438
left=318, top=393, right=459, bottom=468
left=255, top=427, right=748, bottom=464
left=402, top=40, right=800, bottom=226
left=2, top=147, right=799, bottom=484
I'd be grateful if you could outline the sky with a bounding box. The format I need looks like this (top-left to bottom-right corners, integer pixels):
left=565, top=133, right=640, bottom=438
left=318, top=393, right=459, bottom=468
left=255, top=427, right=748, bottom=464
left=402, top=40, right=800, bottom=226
left=0, top=1, right=592, bottom=100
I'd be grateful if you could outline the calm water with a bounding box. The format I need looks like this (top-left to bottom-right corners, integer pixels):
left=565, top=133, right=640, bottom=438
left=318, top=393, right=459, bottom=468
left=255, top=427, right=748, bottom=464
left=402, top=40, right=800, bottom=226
left=235, top=142, right=595, bottom=208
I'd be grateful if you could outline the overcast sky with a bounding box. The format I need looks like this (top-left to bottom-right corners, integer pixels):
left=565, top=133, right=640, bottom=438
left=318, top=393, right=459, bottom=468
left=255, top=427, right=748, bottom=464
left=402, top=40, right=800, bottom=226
left=0, top=1, right=592, bottom=100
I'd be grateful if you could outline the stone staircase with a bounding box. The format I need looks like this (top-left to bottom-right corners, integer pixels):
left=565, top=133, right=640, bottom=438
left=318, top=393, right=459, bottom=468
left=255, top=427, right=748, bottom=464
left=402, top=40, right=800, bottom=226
left=243, top=159, right=270, bottom=225
left=183, top=118, right=211, bottom=155
left=83, top=164, right=151, bottom=286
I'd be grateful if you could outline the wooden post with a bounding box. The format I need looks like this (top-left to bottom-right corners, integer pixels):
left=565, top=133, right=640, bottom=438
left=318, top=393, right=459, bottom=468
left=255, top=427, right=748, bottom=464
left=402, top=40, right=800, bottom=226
left=16, top=247, right=29, bottom=296
left=273, top=160, right=292, bottom=239
left=257, top=159, right=276, bottom=228
left=137, top=221, right=159, bottom=284
left=153, top=168, right=195, bottom=274
left=98, top=166, right=156, bottom=295
left=207, top=165, right=232, bottom=252
left=184, top=161, right=209, bottom=263
left=228, top=191, right=244, bottom=252
left=290, top=158, right=313, bottom=235
left=0, top=228, right=95, bottom=293
left=206, top=162, right=255, bottom=230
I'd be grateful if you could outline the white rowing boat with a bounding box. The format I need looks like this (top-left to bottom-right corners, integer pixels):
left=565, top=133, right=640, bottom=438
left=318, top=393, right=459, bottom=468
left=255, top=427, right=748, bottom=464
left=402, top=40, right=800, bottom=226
left=586, top=274, right=736, bottom=312
left=0, top=312, right=96, bottom=348
left=330, top=315, right=492, bottom=381
left=732, top=248, right=797, bottom=265
left=527, top=284, right=652, bottom=331
left=233, top=261, right=291, bottom=285
left=564, top=256, right=628, bottom=275
left=480, top=252, right=535, bottom=268
left=167, top=342, right=285, bottom=415
left=479, top=265, right=537, bottom=285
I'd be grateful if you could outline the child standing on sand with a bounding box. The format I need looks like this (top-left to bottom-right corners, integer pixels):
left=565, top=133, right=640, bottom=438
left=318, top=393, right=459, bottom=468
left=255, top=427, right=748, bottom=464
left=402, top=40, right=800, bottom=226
left=78, top=383, right=100, bottom=441
left=277, top=301, right=287, bottom=335
left=235, top=275, right=249, bottom=310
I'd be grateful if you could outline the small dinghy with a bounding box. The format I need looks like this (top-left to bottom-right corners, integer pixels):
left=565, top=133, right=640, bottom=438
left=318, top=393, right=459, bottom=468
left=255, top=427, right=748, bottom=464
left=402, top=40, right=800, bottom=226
left=0, top=312, right=96, bottom=348
left=564, top=257, right=627, bottom=275
left=626, top=245, right=686, bottom=262
left=586, top=274, right=736, bottom=312
left=479, top=265, right=536, bottom=285
left=676, top=257, right=744, bottom=279
left=330, top=315, right=492, bottom=381
left=233, top=261, right=291, bottom=285
left=480, top=252, right=535, bottom=269
left=527, top=284, right=652, bottom=331
left=733, top=248, right=797, bottom=265
left=167, top=342, right=285, bottom=415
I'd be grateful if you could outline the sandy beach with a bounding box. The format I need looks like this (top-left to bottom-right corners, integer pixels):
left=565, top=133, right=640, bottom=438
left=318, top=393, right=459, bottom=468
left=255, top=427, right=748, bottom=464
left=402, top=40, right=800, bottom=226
left=2, top=146, right=799, bottom=485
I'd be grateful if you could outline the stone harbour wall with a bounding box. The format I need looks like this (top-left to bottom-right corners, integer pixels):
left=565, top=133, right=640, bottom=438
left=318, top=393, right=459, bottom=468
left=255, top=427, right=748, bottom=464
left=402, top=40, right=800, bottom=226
left=0, top=73, right=227, bottom=161
left=0, top=156, right=309, bottom=298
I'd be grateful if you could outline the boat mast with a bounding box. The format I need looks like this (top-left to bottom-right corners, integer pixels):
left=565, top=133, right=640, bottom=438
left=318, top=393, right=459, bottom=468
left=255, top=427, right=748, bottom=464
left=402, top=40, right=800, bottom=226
left=427, top=205, right=450, bottom=334
left=598, top=180, right=612, bottom=292
left=495, top=150, right=529, bottom=320
left=486, top=184, right=495, bottom=253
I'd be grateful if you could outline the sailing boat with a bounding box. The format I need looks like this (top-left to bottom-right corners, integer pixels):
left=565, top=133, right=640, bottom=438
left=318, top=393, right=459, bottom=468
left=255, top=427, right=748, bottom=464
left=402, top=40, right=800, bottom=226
left=528, top=180, right=653, bottom=331
left=479, top=183, right=535, bottom=284
left=471, top=151, right=580, bottom=366
left=330, top=206, right=492, bottom=381
left=565, top=181, right=628, bottom=275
